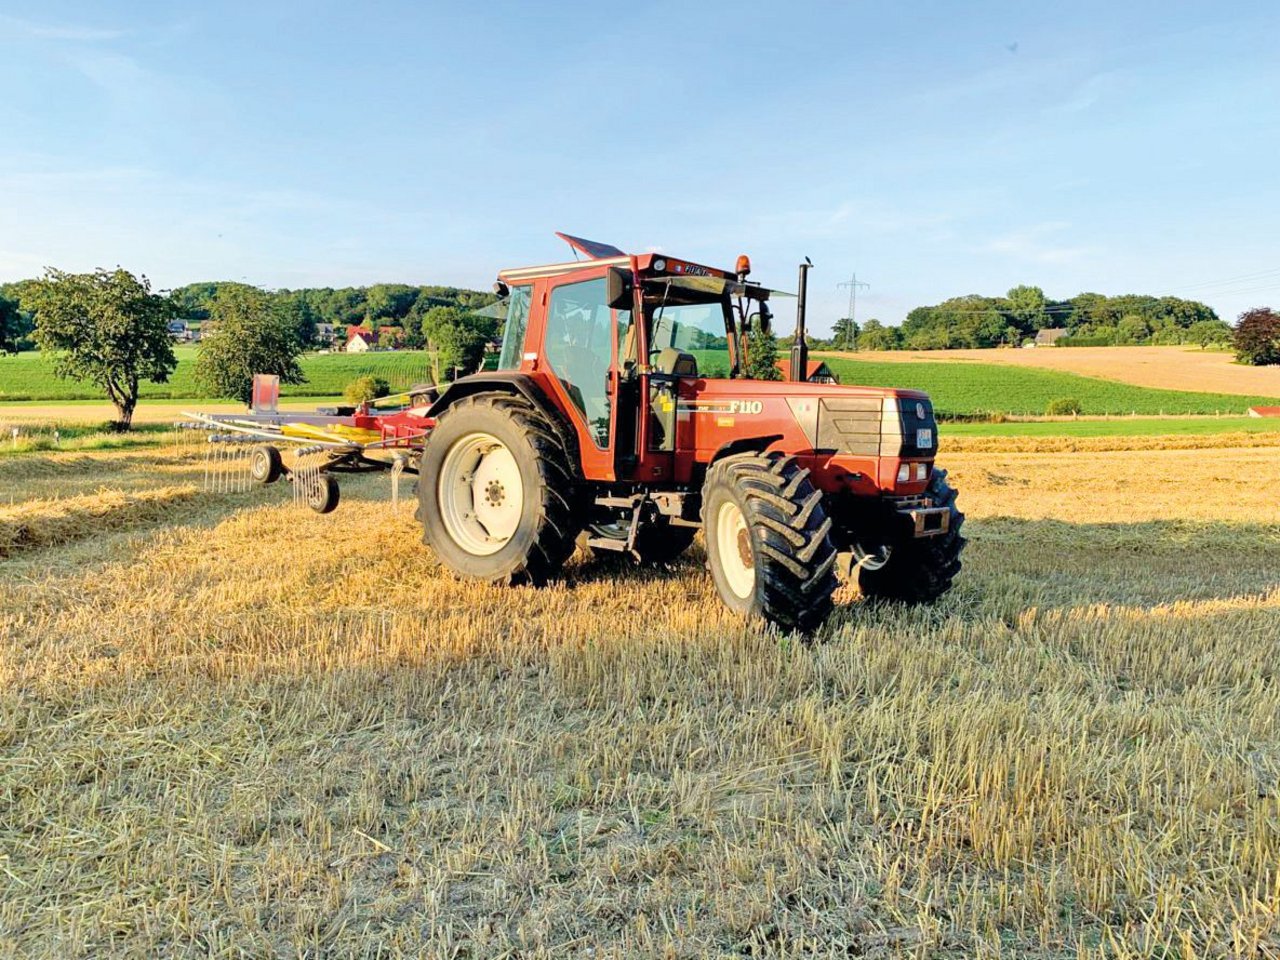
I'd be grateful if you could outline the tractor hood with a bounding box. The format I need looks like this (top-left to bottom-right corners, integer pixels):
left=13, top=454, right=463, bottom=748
left=691, top=378, right=936, bottom=460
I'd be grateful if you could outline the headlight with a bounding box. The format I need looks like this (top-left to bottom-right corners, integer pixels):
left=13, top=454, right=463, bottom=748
left=914, top=462, right=929, bottom=481
left=897, top=463, right=910, bottom=483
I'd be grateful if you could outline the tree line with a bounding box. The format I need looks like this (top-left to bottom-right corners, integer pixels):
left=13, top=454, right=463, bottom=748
left=3, top=268, right=1278, bottom=431
left=826, top=286, right=1233, bottom=351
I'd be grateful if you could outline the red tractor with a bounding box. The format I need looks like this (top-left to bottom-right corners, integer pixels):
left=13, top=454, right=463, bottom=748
left=415, top=234, right=964, bottom=631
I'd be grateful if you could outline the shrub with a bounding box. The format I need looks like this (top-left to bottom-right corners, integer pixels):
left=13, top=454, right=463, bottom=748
left=343, top=375, right=390, bottom=404
left=1046, top=397, right=1083, bottom=416
left=1234, top=307, right=1280, bottom=366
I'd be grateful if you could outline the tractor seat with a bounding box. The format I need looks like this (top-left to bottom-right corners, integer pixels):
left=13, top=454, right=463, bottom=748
left=653, top=347, right=698, bottom=377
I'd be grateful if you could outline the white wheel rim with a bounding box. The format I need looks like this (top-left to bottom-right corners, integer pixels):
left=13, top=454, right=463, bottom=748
left=437, top=431, right=524, bottom=556
left=715, top=500, right=755, bottom=599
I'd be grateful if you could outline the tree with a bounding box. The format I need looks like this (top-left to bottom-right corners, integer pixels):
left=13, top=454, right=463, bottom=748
left=743, top=316, right=782, bottom=380
left=195, top=285, right=306, bottom=404
left=277, top=292, right=320, bottom=346
left=831, top=317, right=859, bottom=351
left=343, top=375, right=390, bottom=404
left=1116, top=315, right=1150, bottom=345
left=859, top=319, right=901, bottom=351
left=26, top=268, right=177, bottom=429
left=1186, top=319, right=1232, bottom=349
left=1234, top=307, right=1280, bottom=366
left=0, top=292, right=26, bottom=354
left=420, top=305, right=489, bottom=381
left=1005, top=285, right=1049, bottom=332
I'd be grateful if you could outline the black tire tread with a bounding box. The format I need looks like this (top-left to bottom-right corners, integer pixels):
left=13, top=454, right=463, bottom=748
left=417, top=392, right=581, bottom=586
left=857, top=468, right=965, bottom=603
left=704, top=453, right=839, bottom=632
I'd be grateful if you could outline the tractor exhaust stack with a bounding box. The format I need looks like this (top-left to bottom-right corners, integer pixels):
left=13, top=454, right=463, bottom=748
left=790, top=258, right=812, bottom=382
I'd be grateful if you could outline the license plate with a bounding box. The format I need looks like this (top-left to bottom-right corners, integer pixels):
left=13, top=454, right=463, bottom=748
left=916, top=428, right=933, bottom=448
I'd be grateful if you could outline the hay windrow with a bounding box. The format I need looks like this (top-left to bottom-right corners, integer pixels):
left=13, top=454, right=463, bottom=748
left=0, top=484, right=200, bottom=557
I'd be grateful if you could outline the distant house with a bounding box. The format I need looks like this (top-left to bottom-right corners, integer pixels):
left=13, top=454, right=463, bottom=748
left=776, top=359, right=839, bottom=384
left=1034, top=328, right=1069, bottom=347
left=345, top=330, right=376, bottom=353
left=1248, top=406, right=1280, bottom=418
left=315, top=323, right=337, bottom=345
left=167, top=320, right=198, bottom=343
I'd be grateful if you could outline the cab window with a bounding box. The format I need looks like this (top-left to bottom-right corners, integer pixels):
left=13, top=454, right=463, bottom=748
left=497, top=284, right=532, bottom=370
left=649, top=301, right=732, bottom=378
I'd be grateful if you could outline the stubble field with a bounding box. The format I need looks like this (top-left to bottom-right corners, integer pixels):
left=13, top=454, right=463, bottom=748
left=1, top=429, right=1278, bottom=958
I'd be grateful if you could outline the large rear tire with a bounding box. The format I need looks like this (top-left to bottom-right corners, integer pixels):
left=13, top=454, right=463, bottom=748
left=857, top=468, right=965, bottom=603
left=702, top=453, right=838, bottom=633
left=417, top=393, right=581, bottom=586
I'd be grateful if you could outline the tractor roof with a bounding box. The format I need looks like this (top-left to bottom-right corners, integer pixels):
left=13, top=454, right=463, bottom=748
left=497, top=233, right=733, bottom=285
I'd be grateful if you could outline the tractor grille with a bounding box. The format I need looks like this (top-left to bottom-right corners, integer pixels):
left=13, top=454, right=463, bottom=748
left=814, top=397, right=882, bottom=456
left=787, top=396, right=938, bottom=457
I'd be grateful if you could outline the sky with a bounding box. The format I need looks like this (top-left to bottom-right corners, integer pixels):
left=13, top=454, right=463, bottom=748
left=1, top=0, right=1278, bottom=333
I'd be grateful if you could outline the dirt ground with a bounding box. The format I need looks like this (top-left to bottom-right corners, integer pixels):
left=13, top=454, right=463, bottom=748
left=820, top=345, right=1280, bottom=398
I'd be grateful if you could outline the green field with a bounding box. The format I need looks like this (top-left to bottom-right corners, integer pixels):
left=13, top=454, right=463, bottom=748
left=820, top=355, right=1279, bottom=416
left=0, top=348, right=437, bottom=402
left=4, top=347, right=1279, bottom=417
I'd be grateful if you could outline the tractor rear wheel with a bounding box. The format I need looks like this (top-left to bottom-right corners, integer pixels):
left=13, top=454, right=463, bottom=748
left=418, top=393, right=581, bottom=586
left=856, top=468, right=965, bottom=603
left=702, top=453, right=838, bottom=633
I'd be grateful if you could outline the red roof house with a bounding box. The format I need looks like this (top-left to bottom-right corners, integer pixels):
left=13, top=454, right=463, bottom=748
left=776, top=359, right=839, bottom=384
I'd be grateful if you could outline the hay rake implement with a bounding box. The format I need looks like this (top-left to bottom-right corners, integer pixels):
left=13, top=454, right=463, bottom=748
left=178, top=397, right=431, bottom=513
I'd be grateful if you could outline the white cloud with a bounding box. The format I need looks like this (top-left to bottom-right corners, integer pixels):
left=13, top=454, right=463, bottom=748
left=984, top=222, right=1094, bottom=264
left=0, top=15, right=125, bottom=42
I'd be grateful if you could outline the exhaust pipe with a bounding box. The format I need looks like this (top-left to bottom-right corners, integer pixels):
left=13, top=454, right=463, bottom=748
left=790, top=257, right=812, bottom=382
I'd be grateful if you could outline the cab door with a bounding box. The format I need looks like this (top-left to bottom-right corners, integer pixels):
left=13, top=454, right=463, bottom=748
left=540, top=273, right=623, bottom=481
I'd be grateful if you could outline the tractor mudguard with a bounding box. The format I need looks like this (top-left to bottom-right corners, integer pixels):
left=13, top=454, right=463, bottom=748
left=424, top=372, right=584, bottom=480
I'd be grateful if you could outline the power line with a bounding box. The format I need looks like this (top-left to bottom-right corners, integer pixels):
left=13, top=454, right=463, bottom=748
left=836, top=272, right=869, bottom=348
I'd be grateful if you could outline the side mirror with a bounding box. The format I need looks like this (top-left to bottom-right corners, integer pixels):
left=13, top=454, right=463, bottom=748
left=606, top=267, right=634, bottom=311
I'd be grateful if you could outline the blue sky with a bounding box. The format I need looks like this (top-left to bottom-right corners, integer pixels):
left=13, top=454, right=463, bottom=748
left=1, top=1, right=1277, bottom=333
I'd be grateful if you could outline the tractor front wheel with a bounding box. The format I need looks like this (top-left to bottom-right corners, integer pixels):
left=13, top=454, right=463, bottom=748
left=418, top=393, right=581, bottom=586
left=856, top=468, right=965, bottom=604
left=702, top=453, right=838, bottom=633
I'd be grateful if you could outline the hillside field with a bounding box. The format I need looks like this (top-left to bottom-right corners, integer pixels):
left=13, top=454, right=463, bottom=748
left=0, top=348, right=437, bottom=402
left=819, top=345, right=1280, bottom=398
left=4, top=346, right=1280, bottom=418
left=0, top=431, right=1277, bottom=957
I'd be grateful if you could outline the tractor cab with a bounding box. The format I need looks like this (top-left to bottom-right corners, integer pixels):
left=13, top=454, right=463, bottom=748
left=489, top=241, right=793, bottom=486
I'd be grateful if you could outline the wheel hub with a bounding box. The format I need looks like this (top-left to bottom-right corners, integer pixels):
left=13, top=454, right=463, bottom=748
left=715, top=500, right=755, bottom=600
left=437, top=432, right=525, bottom=556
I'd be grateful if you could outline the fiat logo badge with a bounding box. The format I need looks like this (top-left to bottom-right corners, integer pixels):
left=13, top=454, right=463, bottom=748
left=916, top=402, right=926, bottom=419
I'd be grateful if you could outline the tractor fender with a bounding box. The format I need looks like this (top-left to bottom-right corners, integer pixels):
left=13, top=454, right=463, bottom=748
left=709, top=435, right=784, bottom=465
left=424, top=372, right=584, bottom=480
left=697, top=435, right=784, bottom=488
